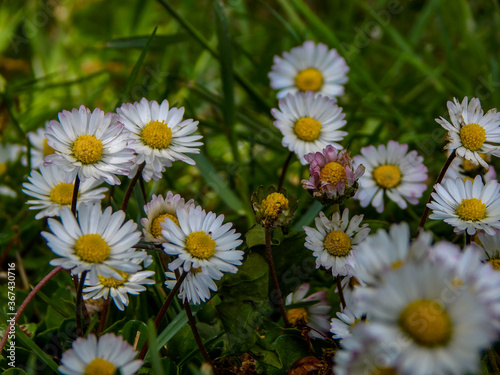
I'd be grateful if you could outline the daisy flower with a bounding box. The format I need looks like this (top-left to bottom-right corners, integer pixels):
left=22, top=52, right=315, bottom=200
left=0, top=143, right=23, bottom=197
left=476, top=229, right=500, bottom=270
left=117, top=98, right=203, bottom=181
left=436, top=97, right=500, bottom=168
left=352, top=223, right=432, bottom=285
left=22, top=165, right=107, bottom=220
left=330, top=307, right=366, bottom=340
left=141, top=192, right=193, bottom=243
left=353, top=140, right=428, bottom=213
left=271, top=92, right=347, bottom=164
left=27, top=125, right=56, bottom=168
left=41, top=203, right=142, bottom=281
left=428, top=176, right=500, bottom=235
left=59, top=333, right=142, bottom=375
left=83, top=268, right=155, bottom=311
left=44, top=105, right=134, bottom=185
left=445, top=153, right=496, bottom=184
left=251, top=186, right=297, bottom=228
left=301, top=146, right=365, bottom=205
left=268, top=40, right=349, bottom=99
left=303, top=209, right=370, bottom=276
left=285, top=283, right=331, bottom=339
left=162, top=205, right=244, bottom=276
left=164, top=268, right=220, bottom=305
left=356, top=263, right=495, bottom=375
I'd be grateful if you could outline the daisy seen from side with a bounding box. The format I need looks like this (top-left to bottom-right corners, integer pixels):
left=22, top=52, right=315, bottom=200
left=27, top=124, right=56, bottom=168
left=427, top=175, right=500, bottom=235
left=354, top=140, right=428, bottom=213
left=271, top=91, right=347, bottom=164
left=117, top=98, right=203, bottom=181
left=268, top=40, right=349, bottom=99
left=44, top=105, right=134, bottom=185
left=164, top=267, right=221, bottom=305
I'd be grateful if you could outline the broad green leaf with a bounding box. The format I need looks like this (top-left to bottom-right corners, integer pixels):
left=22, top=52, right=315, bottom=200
left=121, top=320, right=148, bottom=350
left=291, top=201, right=323, bottom=231
left=14, top=326, right=59, bottom=372
left=267, top=329, right=310, bottom=375
left=245, top=225, right=266, bottom=248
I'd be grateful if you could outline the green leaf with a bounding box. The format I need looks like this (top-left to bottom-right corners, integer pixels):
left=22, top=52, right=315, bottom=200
left=121, top=320, right=148, bottom=350
left=166, top=324, right=195, bottom=364
left=3, top=369, right=28, bottom=375
left=246, top=225, right=266, bottom=248
left=102, top=34, right=188, bottom=49
left=14, top=326, right=59, bottom=372
left=291, top=201, right=323, bottom=231
left=57, top=318, right=77, bottom=352
left=146, top=320, right=165, bottom=375
left=268, top=329, right=310, bottom=375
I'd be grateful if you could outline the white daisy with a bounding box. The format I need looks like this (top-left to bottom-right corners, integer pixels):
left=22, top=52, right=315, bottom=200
left=356, top=262, right=495, bottom=375
left=44, top=105, right=134, bottom=185
left=83, top=268, right=155, bottom=311
left=354, top=140, right=428, bottom=213
left=352, top=223, right=432, bottom=286
left=285, top=283, right=331, bottom=339
left=27, top=125, right=56, bottom=169
left=41, top=203, right=142, bottom=281
left=330, top=307, right=366, bottom=340
left=22, top=165, right=107, bottom=220
left=161, top=205, right=244, bottom=276
left=164, top=268, right=220, bottom=305
left=141, top=192, right=193, bottom=243
left=0, top=142, right=23, bottom=197
left=59, top=333, right=142, bottom=375
left=117, top=98, right=203, bottom=181
left=271, top=92, right=347, bottom=164
left=303, top=209, right=370, bottom=276
left=436, top=97, right=500, bottom=168
left=445, top=153, right=496, bottom=184
left=268, top=40, right=349, bottom=99
left=428, top=175, right=500, bottom=235
left=476, top=229, right=500, bottom=269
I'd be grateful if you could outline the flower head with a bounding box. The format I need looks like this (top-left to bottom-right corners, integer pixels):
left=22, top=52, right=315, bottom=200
left=23, top=165, right=107, bottom=220
left=268, top=41, right=349, bottom=99
left=436, top=97, right=500, bottom=168
left=354, top=141, right=428, bottom=213
left=59, top=333, right=142, bottom=375
left=27, top=124, right=56, bottom=169
left=271, top=92, right=347, bottom=164
left=428, top=176, right=500, bottom=235
left=251, top=186, right=297, bottom=228
left=164, top=267, right=220, bottom=305
left=302, top=146, right=365, bottom=205
left=44, top=105, right=134, bottom=185
left=41, top=203, right=143, bottom=281
left=117, top=98, right=203, bottom=181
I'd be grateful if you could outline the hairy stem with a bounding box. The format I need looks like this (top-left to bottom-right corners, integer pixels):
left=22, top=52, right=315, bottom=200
left=184, top=300, right=215, bottom=371
left=277, top=151, right=294, bottom=192
left=121, top=163, right=146, bottom=212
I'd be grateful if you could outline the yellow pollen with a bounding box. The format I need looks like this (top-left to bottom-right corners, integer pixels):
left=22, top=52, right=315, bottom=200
left=295, top=68, right=324, bottom=92
left=461, top=177, right=474, bottom=184
left=0, top=163, right=7, bottom=175
left=391, top=260, right=403, bottom=269
left=373, top=165, right=401, bottom=189
left=287, top=307, right=309, bottom=325
left=141, top=120, right=172, bottom=149
left=320, top=162, right=347, bottom=184
left=261, top=192, right=289, bottom=220
left=371, top=368, right=397, bottom=375
left=43, top=138, right=56, bottom=156
left=456, top=198, right=486, bottom=221
left=350, top=317, right=367, bottom=328
left=324, top=230, right=351, bottom=257
left=191, top=267, right=203, bottom=274
left=151, top=213, right=179, bottom=238
left=98, top=269, right=129, bottom=288
left=294, top=117, right=322, bottom=141
left=72, top=134, right=103, bottom=164
left=74, top=234, right=110, bottom=263
left=185, top=231, right=216, bottom=259
left=399, top=299, right=452, bottom=347
left=50, top=182, right=74, bottom=205
left=84, top=358, right=117, bottom=375
left=460, top=123, right=486, bottom=151
left=489, top=259, right=500, bottom=271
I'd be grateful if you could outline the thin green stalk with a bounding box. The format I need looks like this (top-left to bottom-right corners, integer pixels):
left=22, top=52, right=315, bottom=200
left=184, top=300, right=215, bottom=371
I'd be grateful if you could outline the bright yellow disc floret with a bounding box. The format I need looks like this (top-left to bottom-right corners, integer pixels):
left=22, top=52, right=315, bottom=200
left=141, top=120, right=173, bottom=149
left=72, top=134, right=103, bottom=164
left=295, top=68, right=324, bottom=92
left=456, top=198, right=486, bottom=221
left=324, top=230, right=351, bottom=257
left=74, top=234, right=110, bottom=263
left=460, top=123, right=486, bottom=151
left=373, top=165, right=401, bottom=189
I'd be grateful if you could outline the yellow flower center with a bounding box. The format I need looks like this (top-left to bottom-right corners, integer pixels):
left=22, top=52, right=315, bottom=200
left=74, top=234, right=111, bottom=263
left=261, top=192, right=289, bottom=220
left=371, top=368, right=397, bottom=375
left=151, top=213, right=179, bottom=238
left=287, top=307, right=309, bottom=325
left=98, top=269, right=129, bottom=288
left=373, top=165, right=401, bottom=189
left=320, top=162, right=347, bottom=184
left=399, top=299, right=452, bottom=347
left=141, top=120, right=172, bottom=149
left=461, top=177, right=474, bottom=184
left=84, top=358, right=117, bottom=375
left=0, top=163, right=7, bottom=175
left=324, top=230, right=351, bottom=257
left=456, top=198, right=486, bottom=221
left=391, top=260, right=404, bottom=269
left=489, top=259, right=500, bottom=271
left=295, top=68, right=324, bottom=92
left=460, top=123, right=486, bottom=151
left=50, top=182, right=74, bottom=205
left=43, top=138, right=56, bottom=156
left=191, top=267, right=202, bottom=274
left=185, top=231, right=216, bottom=259
left=294, top=117, right=322, bottom=141
left=72, top=134, right=103, bottom=164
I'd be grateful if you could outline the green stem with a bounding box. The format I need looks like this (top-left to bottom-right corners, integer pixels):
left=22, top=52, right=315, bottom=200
left=184, top=300, right=215, bottom=370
